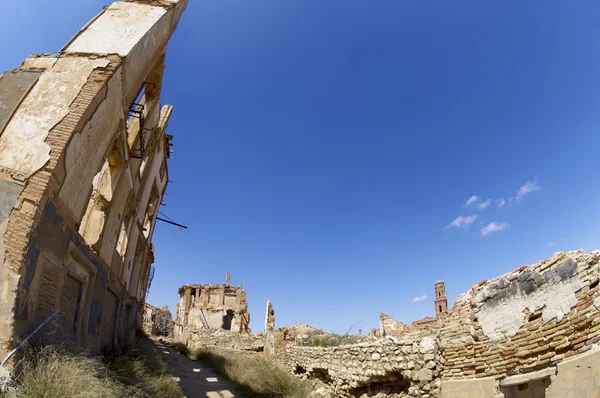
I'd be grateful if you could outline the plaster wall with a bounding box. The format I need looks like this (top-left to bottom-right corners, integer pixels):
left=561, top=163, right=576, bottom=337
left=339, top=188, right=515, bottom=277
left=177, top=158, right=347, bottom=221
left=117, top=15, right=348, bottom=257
left=64, top=2, right=174, bottom=107
left=0, top=57, right=109, bottom=179
left=0, top=0, right=187, bottom=360
left=440, top=250, right=600, bottom=381
left=59, top=64, right=124, bottom=222
left=440, top=377, right=496, bottom=398
left=65, top=3, right=166, bottom=57
left=546, top=348, right=600, bottom=398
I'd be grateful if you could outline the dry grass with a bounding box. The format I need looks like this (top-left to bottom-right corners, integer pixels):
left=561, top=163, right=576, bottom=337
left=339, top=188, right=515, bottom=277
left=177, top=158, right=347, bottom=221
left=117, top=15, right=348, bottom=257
left=5, top=337, right=182, bottom=398
left=190, top=347, right=312, bottom=398
left=104, top=337, right=183, bottom=398
left=169, top=342, right=189, bottom=356
left=303, top=333, right=364, bottom=347
left=7, top=346, right=135, bottom=398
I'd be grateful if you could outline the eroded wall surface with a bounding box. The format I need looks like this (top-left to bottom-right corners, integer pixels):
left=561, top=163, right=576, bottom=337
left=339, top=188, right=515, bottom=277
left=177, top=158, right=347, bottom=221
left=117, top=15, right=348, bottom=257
left=0, top=0, right=187, bottom=359
left=276, top=250, right=600, bottom=398
left=440, top=250, right=599, bottom=379
left=143, top=303, right=173, bottom=337
left=174, top=283, right=251, bottom=344
left=280, top=335, right=442, bottom=398
left=440, top=249, right=600, bottom=396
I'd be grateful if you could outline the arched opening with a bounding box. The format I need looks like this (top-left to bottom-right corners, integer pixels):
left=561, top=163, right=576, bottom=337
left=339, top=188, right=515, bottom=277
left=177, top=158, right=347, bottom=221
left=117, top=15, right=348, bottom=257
left=439, top=305, right=442, bottom=313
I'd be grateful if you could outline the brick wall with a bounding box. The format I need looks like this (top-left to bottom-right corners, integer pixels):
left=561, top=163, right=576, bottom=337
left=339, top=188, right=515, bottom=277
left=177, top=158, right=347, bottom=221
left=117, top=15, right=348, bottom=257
left=101, top=290, right=118, bottom=349
left=440, top=250, right=600, bottom=380
left=58, top=275, right=82, bottom=343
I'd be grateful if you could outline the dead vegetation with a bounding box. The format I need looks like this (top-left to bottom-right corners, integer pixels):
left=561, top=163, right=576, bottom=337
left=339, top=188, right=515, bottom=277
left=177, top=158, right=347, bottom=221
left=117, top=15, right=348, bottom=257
left=302, top=333, right=365, bottom=347
left=4, top=337, right=182, bottom=398
left=189, top=346, right=312, bottom=398
left=169, top=342, right=189, bottom=356
left=103, top=337, right=184, bottom=397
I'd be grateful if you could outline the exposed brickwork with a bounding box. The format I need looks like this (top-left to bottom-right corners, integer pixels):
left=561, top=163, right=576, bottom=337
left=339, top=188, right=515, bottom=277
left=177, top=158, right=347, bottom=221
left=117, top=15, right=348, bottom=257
left=269, top=250, right=600, bottom=397
left=58, top=275, right=82, bottom=343
left=440, top=250, right=600, bottom=380
left=34, top=262, right=60, bottom=325
left=0, top=0, right=187, bottom=362
left=101, top=290, right=118, bottom=348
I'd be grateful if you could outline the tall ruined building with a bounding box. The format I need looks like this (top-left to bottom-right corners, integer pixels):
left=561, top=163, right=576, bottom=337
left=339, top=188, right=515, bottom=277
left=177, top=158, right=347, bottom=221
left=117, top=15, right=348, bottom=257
left=434, top=280, right=447, bottom=318
left=174, top=274, right=251, bottom=344
left=0, top=0, right=187, bottom=359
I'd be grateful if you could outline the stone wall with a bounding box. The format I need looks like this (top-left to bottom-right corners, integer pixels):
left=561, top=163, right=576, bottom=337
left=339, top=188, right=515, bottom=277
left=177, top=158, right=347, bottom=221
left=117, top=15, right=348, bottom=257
left=273, top=250, right=600, bottom=397
left=185, top=328, right=264, bottom=353
left=279, top=335, right=442, bottom=398
left=0, top=0, right=187, bottom=360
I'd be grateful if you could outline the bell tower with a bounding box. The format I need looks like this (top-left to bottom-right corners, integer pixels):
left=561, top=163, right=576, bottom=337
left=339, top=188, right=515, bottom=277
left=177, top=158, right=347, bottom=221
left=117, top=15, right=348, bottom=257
left=435, top=281, right=448, bottom=318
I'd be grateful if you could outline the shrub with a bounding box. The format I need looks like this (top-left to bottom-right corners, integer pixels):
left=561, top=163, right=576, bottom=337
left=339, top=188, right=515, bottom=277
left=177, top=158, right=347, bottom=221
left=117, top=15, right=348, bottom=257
left=191, top=347, right=311, bottom=398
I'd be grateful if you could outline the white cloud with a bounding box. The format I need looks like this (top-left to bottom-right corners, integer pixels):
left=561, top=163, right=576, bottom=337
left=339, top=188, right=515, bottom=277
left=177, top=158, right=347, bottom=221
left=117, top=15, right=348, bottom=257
left=446, top=215, right=478, bottom=229
left=411, top=295, right=428, bottom=303
left=547, top=242, right=556, bottom=247
left=480, top=221, right=509, bottom=236
left=516, top=181, right=541, bottom=201
left=465, top=196, right=479, bottom=206
left=496, top=198, right=506, bottom=208
left=477, top=198, right=491, bottom=210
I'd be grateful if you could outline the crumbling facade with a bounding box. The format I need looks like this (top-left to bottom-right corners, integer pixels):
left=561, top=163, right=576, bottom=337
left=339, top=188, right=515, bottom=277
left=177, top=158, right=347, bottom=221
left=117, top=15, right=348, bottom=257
left=143, top=303, right=173, bottom=337
left=174, top=273, right=251, bottom=345
left=0, top=0, right=187, bottom=359
left=278, top=250, right=600, bottom=397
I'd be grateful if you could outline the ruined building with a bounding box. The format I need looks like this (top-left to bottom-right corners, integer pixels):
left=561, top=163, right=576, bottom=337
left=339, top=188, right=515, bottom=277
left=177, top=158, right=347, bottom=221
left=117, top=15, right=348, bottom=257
left=380, top=281, right=447, bottom=337
left=143, top=303, right=174, bottom=337
left=279, top=250, right=600, bottom=397
left=174, top=273, right=251, bottom=344
left=0, top=0, right=187, bottom=359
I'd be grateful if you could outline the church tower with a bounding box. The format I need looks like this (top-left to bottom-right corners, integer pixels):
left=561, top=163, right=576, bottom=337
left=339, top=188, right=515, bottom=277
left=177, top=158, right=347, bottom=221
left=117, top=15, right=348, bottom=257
left=435, top=281, right=448, bottom=318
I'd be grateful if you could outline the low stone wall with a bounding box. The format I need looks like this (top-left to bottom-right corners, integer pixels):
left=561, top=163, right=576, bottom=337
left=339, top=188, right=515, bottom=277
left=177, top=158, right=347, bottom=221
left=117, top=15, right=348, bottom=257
left=174, top=250, right=600, bottom=397
left=274, top=250, right=600, bottom=397
left=278, top=335, right=441, bottom=398
left=183, top=328, right=264, bottom=353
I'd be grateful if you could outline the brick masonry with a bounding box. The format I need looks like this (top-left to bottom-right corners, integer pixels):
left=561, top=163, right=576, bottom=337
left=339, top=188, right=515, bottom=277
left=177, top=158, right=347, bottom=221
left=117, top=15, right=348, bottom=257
left=275, top=250, right=600, bottom=397
left=0, top=0, right=188, bottom=361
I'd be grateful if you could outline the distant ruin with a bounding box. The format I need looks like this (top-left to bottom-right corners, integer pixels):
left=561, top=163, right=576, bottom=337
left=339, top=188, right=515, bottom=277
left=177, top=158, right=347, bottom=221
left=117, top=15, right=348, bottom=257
left=0, top=0, right=187, bottom=360
left=379, top=281, right=448, bottom=337
left=143, top=303, right=173, bottom=337
left=174, top=273, right=251, bottom=345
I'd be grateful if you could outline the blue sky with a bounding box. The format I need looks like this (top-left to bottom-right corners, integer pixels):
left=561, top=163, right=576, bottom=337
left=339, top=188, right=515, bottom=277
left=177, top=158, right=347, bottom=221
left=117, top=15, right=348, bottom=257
left=2, top=1, right=600, bottom=334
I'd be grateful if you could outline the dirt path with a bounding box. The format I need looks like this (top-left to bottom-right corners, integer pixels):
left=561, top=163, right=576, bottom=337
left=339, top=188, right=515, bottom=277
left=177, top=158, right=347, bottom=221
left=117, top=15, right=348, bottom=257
left=155, top=341, right=241, bottom=398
